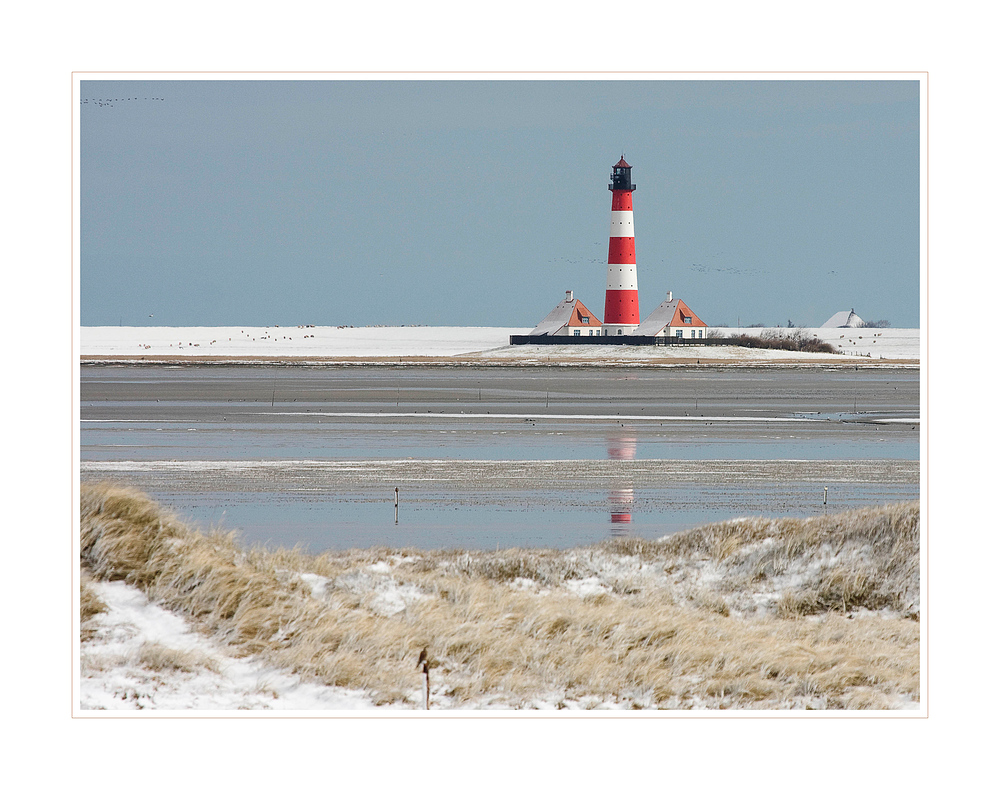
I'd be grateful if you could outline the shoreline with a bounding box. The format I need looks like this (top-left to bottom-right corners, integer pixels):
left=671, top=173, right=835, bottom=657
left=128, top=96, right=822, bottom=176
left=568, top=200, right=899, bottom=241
left=80, top=354, right=920, bottom=368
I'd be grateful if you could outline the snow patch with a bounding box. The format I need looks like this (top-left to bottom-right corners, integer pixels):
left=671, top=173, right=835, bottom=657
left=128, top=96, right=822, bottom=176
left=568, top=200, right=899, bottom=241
left=297, top=573, right=330, bottom=600
left=565, top=577, right=610, bottom=599
left=333, top=570, right=429, bottom=616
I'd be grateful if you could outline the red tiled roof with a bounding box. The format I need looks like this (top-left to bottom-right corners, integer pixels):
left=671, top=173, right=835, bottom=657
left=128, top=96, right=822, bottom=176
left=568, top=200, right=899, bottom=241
left=567, top=301, right=603, bottom=327
left=667, top=299, right=707, bottom=328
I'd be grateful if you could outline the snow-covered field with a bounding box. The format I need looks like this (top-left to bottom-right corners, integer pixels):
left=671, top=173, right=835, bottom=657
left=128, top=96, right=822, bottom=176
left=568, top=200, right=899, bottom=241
left=718, top=326, right=920, bottom=360
left=81, top=325, right=532, bottom=359
left=80, top=325, right=920, bottom=361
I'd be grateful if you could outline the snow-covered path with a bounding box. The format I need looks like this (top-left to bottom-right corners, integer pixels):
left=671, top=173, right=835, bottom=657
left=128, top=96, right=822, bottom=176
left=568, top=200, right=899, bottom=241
left=80, top=581, right=381, bottom=712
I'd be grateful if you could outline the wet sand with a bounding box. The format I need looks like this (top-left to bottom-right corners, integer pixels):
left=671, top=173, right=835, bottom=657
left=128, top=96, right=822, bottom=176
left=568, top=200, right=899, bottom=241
left=80, top=364, right=919, bottom=419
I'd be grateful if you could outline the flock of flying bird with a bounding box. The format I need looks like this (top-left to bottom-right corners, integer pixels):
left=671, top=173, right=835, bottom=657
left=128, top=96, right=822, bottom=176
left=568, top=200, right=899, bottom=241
left=80, top=97, right=165, bottom=108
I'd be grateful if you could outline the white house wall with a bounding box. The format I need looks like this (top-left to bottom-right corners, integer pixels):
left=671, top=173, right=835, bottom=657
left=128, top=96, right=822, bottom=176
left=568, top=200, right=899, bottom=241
left=658, top=327, right=706, bottom=339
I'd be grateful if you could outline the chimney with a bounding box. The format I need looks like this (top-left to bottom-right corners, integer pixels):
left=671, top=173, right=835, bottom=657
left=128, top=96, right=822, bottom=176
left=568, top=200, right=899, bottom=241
left=667, top=291, right=673, bottom=302
left=566, top=290, right=574, bottom=302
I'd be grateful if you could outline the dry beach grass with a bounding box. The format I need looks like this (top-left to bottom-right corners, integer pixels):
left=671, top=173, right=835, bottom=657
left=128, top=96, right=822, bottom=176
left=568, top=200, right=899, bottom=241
left=80, top=484, right=920, bottom=710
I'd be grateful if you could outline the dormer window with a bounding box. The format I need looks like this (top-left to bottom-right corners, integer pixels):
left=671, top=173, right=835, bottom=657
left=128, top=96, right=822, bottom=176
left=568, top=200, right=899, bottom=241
left=581, top=316, right=589, bottom=324
left=683, top=316, right=692, bottom=324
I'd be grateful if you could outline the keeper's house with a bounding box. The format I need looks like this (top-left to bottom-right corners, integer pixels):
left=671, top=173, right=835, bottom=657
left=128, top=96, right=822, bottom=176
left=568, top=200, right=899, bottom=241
left=634, top=293, right=707, bottom=339
left=529, top=291, right=604, bottom=337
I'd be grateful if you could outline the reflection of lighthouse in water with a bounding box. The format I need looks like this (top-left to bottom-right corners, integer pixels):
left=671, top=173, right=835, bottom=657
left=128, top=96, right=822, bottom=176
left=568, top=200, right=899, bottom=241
left=607, top=431, right=636, bottom=537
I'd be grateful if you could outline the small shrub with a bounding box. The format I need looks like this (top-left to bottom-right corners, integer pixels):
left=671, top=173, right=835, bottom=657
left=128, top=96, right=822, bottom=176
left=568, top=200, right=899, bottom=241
left=727, top=330, right=838, bottom=354
left=80, top=576, right=107, bottom=641
left=80, top=577, right=107, bottom=622
left=135, top=642, right=219, bottom=674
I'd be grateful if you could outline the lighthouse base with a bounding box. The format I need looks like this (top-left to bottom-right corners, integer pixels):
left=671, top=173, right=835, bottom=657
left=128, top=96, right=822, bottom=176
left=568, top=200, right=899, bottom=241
left=602, top=324, right=639, bottom=337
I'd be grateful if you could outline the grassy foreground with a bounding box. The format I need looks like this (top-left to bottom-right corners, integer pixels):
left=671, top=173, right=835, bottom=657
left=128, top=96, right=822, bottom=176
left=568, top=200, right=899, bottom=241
left=80, top=484, right=920, bottom=710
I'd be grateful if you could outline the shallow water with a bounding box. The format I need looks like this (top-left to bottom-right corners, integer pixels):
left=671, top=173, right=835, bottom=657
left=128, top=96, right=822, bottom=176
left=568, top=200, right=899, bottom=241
left=115, top=478, right=918, bottom=552
left=82, top=414, right=917, bottom=462
left=80, top=364, right=920, bottom=550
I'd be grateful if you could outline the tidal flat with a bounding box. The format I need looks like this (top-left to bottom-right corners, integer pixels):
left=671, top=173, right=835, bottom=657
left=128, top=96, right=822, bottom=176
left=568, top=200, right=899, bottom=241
left=81, top=364, right=919, bottom=551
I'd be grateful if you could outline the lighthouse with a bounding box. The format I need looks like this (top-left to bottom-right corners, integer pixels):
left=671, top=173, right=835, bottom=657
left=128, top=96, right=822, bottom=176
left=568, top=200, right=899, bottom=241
left=603, top=157, right=640, bottom=335
left=513, top=154, right=710, bottom=349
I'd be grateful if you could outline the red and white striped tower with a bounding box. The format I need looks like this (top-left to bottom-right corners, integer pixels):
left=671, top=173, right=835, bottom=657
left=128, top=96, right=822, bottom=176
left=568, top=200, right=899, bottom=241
left=603, top=156, right=640, bottom=335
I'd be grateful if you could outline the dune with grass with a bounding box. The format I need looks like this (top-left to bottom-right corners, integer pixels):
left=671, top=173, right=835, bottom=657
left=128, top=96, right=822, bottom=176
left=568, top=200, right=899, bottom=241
left=80, top=484, right=920, bottom=711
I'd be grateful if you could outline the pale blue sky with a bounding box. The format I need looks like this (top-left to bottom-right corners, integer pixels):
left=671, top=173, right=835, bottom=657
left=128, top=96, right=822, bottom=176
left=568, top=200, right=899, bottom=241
left=80, top=79, right=919, bottom=328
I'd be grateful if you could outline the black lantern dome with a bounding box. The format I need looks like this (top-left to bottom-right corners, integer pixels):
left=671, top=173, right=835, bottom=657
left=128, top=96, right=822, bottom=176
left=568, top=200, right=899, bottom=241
left=609, top=157, right=636, bottom=192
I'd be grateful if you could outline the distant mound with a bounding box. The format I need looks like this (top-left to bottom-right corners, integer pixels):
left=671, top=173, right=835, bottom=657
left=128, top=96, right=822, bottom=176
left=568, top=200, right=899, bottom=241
left=821, top=309, right=865, bottom=329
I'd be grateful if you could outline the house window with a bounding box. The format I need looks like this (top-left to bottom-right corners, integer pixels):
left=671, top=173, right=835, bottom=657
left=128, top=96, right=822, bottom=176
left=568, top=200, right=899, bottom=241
left=675, top=330, right=683, bottom=338
left=573, top=329, right=581, bottom=336
left=581, top=316, right=589, bottom=324
left=698, top=330, right=703, bottom=338
left=683, top=316, right=692, bottom=324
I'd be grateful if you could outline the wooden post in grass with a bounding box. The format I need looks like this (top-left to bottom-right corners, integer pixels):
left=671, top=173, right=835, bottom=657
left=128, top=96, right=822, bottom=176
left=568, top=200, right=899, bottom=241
left=824, top=487, right=828, bottom=515
left=417, top=648, right=430, bottom=710
left=395, top=487, right=399, bottom=524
